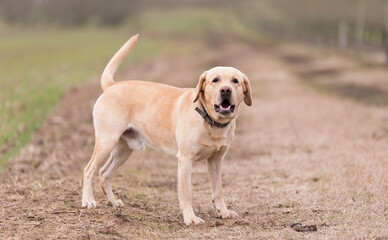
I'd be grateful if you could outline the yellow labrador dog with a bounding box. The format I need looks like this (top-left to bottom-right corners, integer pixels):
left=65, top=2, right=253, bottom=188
left=82, top=34, right=252, bottom=225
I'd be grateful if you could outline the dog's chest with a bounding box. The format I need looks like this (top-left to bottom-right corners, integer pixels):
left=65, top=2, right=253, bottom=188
left=194, top=134, right=230, bottom=161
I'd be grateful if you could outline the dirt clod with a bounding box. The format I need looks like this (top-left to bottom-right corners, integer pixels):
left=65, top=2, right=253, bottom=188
left=209, top=221, right=224, bottom=227
left=233, top=220, right=250, bottom=226
left=291, top=223, right=318, bottom=232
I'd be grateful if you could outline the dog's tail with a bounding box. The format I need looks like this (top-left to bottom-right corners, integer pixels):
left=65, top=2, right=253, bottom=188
left=101, top=34, right=139, bottom=91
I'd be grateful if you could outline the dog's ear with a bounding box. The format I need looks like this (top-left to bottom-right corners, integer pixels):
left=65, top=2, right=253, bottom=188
left=193, top=71, right=207, bottom=103
left=242, top=74, right=252, bottom=106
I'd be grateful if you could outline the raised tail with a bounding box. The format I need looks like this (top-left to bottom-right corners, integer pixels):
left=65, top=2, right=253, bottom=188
left=100, top=34, right=139, bottom=91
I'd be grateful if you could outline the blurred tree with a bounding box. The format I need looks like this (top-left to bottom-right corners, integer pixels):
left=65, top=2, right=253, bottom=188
left=355, top=0, right=365, bottom=49
left=338, top=20, right=348, bottom=49
left=385, top=1, right=388, bottom=63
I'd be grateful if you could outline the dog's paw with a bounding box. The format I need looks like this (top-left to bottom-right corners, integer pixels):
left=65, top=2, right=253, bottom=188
left=184, top=215, right=205, bottom=226
left=109, top=199, right=124, bottom=208
left=218, top=209, right=238, bottom=219
left=82, top=199, right=97, bottom=209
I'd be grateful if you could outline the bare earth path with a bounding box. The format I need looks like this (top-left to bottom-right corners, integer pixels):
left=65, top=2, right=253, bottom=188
left=2, top=40, right=388, bottom=239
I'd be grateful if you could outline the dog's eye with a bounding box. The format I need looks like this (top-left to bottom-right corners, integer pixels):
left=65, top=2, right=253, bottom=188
left=232, top=79, right=239, bottom=84
left=212, top=78, right=219, bottom=83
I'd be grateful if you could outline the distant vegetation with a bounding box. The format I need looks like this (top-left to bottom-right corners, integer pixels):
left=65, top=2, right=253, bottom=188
left=0, top=0, right=142, bottom=26
left=1, top=0, right=387, bottom=54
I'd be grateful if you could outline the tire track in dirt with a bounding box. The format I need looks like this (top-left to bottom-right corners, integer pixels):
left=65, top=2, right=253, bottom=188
left=2, top=40, right=388, bottom=239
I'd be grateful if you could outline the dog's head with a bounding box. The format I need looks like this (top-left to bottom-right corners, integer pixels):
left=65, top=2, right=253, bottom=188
left=193, top=66, right=252, bottom=122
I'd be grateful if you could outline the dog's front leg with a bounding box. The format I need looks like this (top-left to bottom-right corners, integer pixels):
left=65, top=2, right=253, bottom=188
left=177, top=157, right=204, bottom=225
left=207, top=154, right=238, bottom=219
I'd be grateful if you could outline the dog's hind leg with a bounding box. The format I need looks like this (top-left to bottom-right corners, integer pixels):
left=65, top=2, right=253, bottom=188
left=99, top=137, right=133, bottom=207
left=82, top=133, right=120, bottom=208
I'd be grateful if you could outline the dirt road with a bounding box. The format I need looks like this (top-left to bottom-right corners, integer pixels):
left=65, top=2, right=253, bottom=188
left=2, top=39, right=388, bottom=239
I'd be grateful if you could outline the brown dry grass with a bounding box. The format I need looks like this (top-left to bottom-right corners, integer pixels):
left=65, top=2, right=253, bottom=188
left=1, top=39, right=388, bottom=239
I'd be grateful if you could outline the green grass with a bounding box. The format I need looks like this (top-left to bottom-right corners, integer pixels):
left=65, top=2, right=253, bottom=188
left=135, top=8, right=263, bottom=42
left=0, top=7, right=262, bottom=170
left=0, top=27, right=165, bottom=169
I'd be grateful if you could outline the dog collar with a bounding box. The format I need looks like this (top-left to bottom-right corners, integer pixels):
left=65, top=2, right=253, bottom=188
left=195, top=102, right=230, bottom=128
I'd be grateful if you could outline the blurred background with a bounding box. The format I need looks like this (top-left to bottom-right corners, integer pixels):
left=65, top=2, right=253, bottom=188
left=1, top=0, right=388, bottom=167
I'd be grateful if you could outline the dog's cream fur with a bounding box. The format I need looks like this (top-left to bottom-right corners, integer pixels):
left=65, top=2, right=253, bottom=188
left=82, top=34, right=252, bottom=225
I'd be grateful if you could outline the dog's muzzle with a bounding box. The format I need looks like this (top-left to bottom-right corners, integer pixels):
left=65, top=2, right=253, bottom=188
left=214, top=86, right=235, bottom=115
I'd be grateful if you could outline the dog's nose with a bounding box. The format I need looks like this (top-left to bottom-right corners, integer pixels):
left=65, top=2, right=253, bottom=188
left=220, top=86, right=232, bottom=96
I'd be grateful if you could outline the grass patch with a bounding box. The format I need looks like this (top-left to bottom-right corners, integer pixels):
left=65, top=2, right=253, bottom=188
left=133, top=8, right=264, bottom=43
left=0, top=27, right=164, bottom=169
left=301, top=79, right=388, bottom=107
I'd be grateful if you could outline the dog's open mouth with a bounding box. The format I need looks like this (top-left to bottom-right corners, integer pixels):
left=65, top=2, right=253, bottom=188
left=214, top=99, right=235, bottom=114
